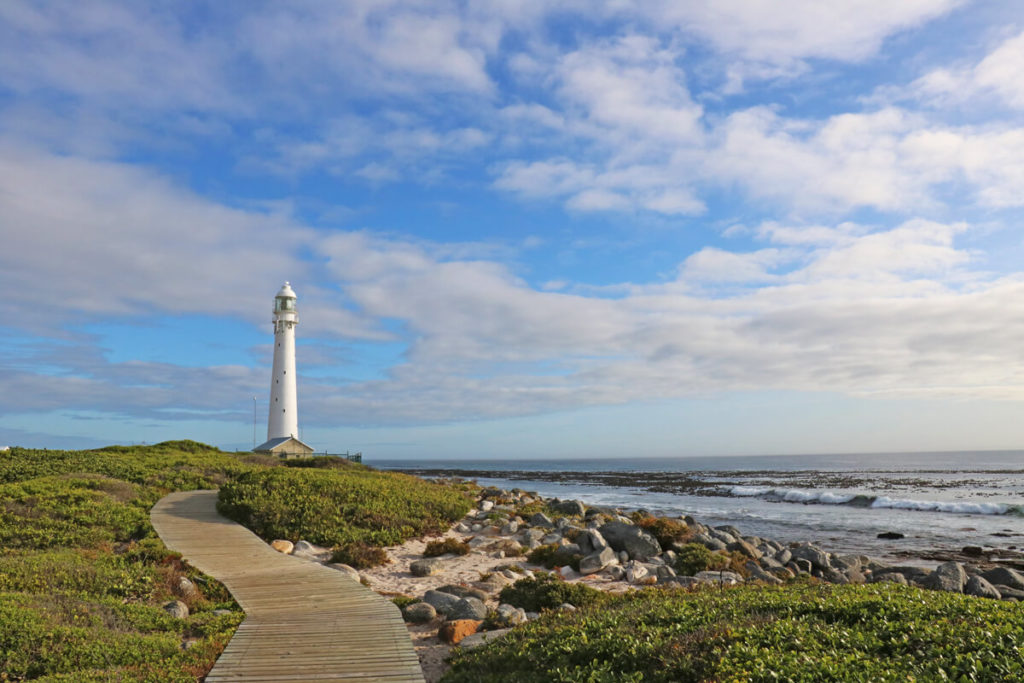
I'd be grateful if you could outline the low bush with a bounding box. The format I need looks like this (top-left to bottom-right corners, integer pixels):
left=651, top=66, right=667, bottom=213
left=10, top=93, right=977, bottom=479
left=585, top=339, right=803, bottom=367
left=635, top=516, right=689, bottom=549
left=445, top=582, right=1024, bottom=682
left=423, top=538, right=471, bottom=557
left=673, top=542, right=730, bottom=575
left=497, top=574, right=605, bottom=612
left=391, top=595, right=420, bottom=609
left=217, top=467, right=473, bottom=548
left=330, top=542, right=391, bottom=569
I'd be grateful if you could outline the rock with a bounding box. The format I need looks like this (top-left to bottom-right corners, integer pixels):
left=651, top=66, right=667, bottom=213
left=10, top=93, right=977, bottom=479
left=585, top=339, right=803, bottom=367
left=604, top=565, right=626, bottom=581
left=555, top=517, right=572, bottom=530
left=292, top=540, right=330, bottom=561
left=474, top=572, right=515, bottom=594
left=436, top=584, right=488, bottom=602
left=492, top=603, right=527, bottom=627
left=439, top=619, right=482, bottom=645
left=518, top=528, right=546, bottom=545
left=422, top=590, right=462, bottom=617
left=270, top=539, right=294, bottom=554
left=790, top=544, right=831, bottom=570
left=794, top=559, right=812, bottom=574
left=579, top=547, right=618, bottom=575
left=625, top=563, right=650, bottom=583
left=692, top=533, right=727, bottom=552
left=327, top=563, right=361, bottom=581
left=457, top=628, right=513, bottom=650
left=759, top=555, right=784, bottom=571
left=403, top=602, right=437, bottom=623
left=980, top=567, right=1024, bottom=591
left=449, top=597, right=488, bottom=621
left=727, top=540, right=762, bottom=560
left=924, top=562, right=967, bottom=593
left=655, top=565, right=677, bottom=582
left=994, top=585, right=1024, bottom=600
left=715, top=525, right=743, bottom=538
left=598, top=522, right=662, bottom=561
left=962, top=546, right=985, bottom=557
left=617, top=550, right=630, bottom=565
left=744, top=561, right=783, bottom=585
left=500, top=521, right=519, bottom=535
left=557, top=603, right=577, bottom=611
left=212, top=609, right=232, bottom=616
left=578, top=529, right=609, bottom=555
left=877, top=531, right=905, bottom=540
left=872, top=571, right=908, bottom=585
left=455, top=522, right=472, bottom=533
left=175, top=576, right=198, bottom=598
left=479, top=500, right=494, bottom=512
left=845, top=569, right=867, bottom=585
left=708, top=529, right=737, bottom=546
left=410, top=558, right=445, bottom=577
left=529, top=512, right=554, bottom=528
left=831, top=555, right=861, bottom=572
left=552, top=499, right=587, bottom=516
left=552, top=543, right=582, bottom=566
left=820, top=567, right=850, bottom=585
left=558, top=566, right=578, bottom=580
left=541, top=532, right=563, bottom=545
left=694, top=570, right=743, bottom=585
left=965, top=575, right=1001, bottom=600
left=163, top=600, right=189, bottom=619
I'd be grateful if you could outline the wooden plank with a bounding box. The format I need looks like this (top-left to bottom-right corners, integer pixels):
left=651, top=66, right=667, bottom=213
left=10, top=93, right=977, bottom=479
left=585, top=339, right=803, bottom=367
left=151, top=490, right=425, bottom=683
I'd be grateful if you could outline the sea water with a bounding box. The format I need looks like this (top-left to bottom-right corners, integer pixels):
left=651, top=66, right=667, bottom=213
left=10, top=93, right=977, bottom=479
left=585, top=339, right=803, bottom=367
left=373, top=451, right=1024, bottom=563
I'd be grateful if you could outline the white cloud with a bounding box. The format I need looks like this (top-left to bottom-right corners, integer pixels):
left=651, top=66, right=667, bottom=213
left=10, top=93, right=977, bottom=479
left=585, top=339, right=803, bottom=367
left=909, top=30, right=1024, bottom=110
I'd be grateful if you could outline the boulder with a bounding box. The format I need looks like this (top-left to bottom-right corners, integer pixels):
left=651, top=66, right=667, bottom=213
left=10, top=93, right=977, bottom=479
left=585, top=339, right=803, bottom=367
left=579, top=547, right=618, bottom=575
left=436, top=584, right=488, bottom=602
left=599, top=522, right=662, bottom=561
left=625, top=563, right=650, bottom=583
left=995, top=585, right=1024, bottom=600
left=604, top=565, right=626, bottom=581
left=552, top=543, right=582, bottom=565
left=175, top=576, right=198, bottom=598
left=965, top=575, right=1001, bottom=600
left=456, top=628, right=513, bottom=650
left=871, top=571, right=908, bottom=585
left=924, top=562, right=967, bottom=593
left=774, top=548, right=792, bottom=565
left=715, top=525, right=743, bottom=538
left=708, top=529, right=737, bottom=546
left=655, top=565, right=677, bottom=582
left=422, top=590, right=462, bottom=617
left=449, top=597, right=488, bottom=621
left=439, top=619, right=482, bottom=644
left=163, top=600, right=189, bottom=619
left=410, top=558, right=446, bottom=577
left=691, top=533, right=727, bottom=552
left=877, top=531, right=905, bottom=540
left=558, top=566, right=579, bottom=580
left=529, top=512, right=554, bottom=528
left=961, top=546, right=985, bottom=557
left=790, top=544, right=831, bottom=570
left=292, top=540, right=331, bottom=561
left=270, top=539, right=294, bottom=554
left=744, top=561, right=783, bottom=585
left=552, top=499, right=587, bottom=516
left=578, top=529, right=609, bottom=555
left=492, top=603, right=527, bottom=627
left=727, top=540, right=762, bottom=560
left=327, top=563, right=361, bottom=582
left=474, top=573, right=515, bottom=594
left=479, top=500, right=494, bottom=512
left=500, top=521, right=519, bottom=535
left=980, top=567, right=1024, bottom=591
left=402, top=602, right=437, bottom=623
left=518, top=528, right=546, bottom=545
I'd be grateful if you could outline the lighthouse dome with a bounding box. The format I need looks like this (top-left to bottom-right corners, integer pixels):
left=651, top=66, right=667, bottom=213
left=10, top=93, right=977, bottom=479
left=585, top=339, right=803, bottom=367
left=276, top=282, right=296, bottom=299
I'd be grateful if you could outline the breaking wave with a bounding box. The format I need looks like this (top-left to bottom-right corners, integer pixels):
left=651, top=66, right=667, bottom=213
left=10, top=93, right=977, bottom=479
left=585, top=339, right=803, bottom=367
left=720, top=485, right=1024, bottom=516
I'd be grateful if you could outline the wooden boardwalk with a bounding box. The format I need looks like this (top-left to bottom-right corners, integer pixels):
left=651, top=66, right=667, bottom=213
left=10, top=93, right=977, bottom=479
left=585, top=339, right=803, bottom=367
left=151, top=490, right=425, bottom=682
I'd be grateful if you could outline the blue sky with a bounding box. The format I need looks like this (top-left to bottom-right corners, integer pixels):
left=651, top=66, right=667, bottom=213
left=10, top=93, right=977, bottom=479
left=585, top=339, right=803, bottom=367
left=4, top=1, right=1024, bottom=459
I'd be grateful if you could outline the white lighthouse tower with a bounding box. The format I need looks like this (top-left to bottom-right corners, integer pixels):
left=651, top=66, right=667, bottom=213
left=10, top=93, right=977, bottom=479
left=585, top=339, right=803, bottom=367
left=254, top=282, right=313, bottom=458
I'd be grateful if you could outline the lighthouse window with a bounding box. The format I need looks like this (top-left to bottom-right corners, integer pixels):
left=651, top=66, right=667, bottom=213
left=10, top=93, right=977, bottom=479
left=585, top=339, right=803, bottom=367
left=282, top=299, right=294, bottom=310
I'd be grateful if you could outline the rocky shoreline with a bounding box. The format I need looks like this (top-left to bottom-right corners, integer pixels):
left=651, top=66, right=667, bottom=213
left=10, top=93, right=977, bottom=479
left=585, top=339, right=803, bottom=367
left=269, top=484, right=1024, bottom=682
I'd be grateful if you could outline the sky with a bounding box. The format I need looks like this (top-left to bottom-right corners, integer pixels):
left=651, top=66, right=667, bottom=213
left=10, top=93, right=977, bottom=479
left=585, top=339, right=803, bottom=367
left=3, top=1, right=1024, bottom=460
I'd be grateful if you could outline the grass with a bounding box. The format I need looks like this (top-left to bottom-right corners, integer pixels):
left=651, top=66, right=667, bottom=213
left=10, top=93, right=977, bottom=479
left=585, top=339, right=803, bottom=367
left=445, top=581, right=1024, bottom=682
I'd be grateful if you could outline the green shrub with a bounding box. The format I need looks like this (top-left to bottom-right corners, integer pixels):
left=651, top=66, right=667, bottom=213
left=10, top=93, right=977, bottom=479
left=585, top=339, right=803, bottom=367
left=423, top=538, right=471, bottom=557
left=217, top=467, right=473, bottom=548
left=635, top=516, right=689, bottom=549
left=330, top=542, right=391, bottom=569
left=445, top=582, right=1024, bottom=682
left=497, top=574, right=605, bottom=612
left=673, top=542, right=730, bottom=576
left=391, top=595, right=420, bottom=609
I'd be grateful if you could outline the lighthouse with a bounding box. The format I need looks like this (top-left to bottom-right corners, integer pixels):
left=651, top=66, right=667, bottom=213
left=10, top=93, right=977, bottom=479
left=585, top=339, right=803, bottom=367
left=254, top=282, right=313, bottom=458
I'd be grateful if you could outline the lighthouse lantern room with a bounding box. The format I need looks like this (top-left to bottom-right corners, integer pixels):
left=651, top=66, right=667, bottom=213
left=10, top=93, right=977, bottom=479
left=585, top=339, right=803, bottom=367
left=254, top=282, right=314, bottom=458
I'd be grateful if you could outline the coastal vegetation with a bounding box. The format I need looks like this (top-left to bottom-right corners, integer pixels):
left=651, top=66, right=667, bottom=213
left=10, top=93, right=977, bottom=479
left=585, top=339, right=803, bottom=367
left=0, top=441, right=249, bottom=680
left=0, top=441, right=474, bottom=680
left=445, top=581, right=1024, bottom=682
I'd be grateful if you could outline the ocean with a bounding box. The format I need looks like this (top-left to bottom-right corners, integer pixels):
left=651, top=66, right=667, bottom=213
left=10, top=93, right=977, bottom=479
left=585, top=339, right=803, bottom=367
left=373, top=451, right=1024, bottom=565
